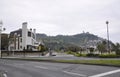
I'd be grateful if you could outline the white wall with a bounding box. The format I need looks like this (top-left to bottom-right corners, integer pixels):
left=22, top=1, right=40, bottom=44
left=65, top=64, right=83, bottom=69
left=22, top=22, right=27, bottom=50
left=26, top=37, right=32, bottom=45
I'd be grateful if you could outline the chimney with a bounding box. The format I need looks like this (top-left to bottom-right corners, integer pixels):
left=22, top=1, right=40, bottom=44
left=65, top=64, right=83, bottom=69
left=22, top=22, right=27, bottom=50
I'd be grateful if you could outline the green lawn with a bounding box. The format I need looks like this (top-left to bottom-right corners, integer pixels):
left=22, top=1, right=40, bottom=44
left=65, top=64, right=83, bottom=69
left=54, top=60, right=120, bottom=66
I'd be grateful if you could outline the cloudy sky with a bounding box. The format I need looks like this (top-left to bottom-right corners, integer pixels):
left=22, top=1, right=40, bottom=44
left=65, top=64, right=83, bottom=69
left=0, top=0, right=120, bottom=43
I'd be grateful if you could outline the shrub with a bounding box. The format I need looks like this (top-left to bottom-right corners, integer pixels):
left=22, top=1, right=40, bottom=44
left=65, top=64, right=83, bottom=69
left=75, top=53, right=82, bottom=57
left=75, top=53, right=87, bottom=57
left=116, top=50, right=120, bottom=55
left=66, top=51, right=76, bottom=55
left=86, top=53, right=99, bottom=57
left=99, top=54, right=120, bottom=58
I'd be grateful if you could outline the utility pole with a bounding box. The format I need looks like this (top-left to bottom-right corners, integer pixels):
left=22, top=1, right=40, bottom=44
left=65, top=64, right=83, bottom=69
left=106, top=21, right=110, bottom=54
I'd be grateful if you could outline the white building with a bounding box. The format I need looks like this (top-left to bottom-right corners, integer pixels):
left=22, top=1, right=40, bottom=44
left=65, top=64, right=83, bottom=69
left=8, top=22, right=40, bottom=51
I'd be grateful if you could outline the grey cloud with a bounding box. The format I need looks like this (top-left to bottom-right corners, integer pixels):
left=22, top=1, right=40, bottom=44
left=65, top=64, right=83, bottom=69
left=0, top=0, right=120, bottom=43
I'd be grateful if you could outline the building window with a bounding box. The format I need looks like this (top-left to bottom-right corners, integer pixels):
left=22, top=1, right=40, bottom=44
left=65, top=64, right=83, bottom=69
left=21, top=38, right=22, bottom=42
left=28, top=31, right=31, bottom=37
left=20, top=46, right=22, bottom=49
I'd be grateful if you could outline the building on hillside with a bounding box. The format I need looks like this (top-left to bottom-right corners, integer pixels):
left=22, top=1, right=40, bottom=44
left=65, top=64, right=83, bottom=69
left=8, top=22, right=40, bottom=51
left=86, top=40, right=102, bottom=49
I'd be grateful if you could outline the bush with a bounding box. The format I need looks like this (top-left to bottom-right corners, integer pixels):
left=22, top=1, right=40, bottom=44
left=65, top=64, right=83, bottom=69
left=116, top=50, right=120, bottom=55
left=66, top=51, right=76, bottom=55
left=75, top=53, right=82, bottom=57
left=99, top=54, right=120, bottom=58
left=86, top=53, right=99, bottom=57
left=75, top=53, right=87, bottom=57
left=66, top=51, right=86, bottom=57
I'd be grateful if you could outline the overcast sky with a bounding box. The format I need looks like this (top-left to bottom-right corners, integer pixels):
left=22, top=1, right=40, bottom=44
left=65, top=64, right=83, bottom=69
left=0, top=0, right=120, bottom=43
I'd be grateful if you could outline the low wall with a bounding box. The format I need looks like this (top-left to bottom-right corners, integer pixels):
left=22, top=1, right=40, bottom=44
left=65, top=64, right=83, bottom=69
left=1, top=51, right=47, bottom=57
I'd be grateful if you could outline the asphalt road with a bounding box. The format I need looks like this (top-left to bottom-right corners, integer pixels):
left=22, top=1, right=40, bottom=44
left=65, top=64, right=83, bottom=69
left=3, top=52, right=120, bottom=60
left=0, top=59, right=120, bottom=77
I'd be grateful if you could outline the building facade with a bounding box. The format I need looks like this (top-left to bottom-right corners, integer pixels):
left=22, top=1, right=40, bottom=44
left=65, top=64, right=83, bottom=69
left=8, top=22, right=40, bottom=51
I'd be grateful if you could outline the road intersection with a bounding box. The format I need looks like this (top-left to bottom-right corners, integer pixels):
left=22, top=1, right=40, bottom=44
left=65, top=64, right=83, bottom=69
left=0, top=59, right=120, bottom=77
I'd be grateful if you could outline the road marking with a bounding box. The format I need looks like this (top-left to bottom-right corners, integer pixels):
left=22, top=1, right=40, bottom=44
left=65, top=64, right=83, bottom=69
left=89, top=69, right=120, bottom=77
left=34, top=66, right=49, bottom=69
left=63, top=71, right=87, bottom=77
left=3, top=73, right=7, bottom=77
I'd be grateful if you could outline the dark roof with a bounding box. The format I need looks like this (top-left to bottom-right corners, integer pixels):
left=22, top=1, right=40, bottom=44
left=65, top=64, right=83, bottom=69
left=9, top=29, right=22, bottom=38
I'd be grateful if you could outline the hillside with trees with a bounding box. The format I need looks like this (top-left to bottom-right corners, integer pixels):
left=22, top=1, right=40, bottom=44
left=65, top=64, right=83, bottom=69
left=36, top=32, right=105, bottom=50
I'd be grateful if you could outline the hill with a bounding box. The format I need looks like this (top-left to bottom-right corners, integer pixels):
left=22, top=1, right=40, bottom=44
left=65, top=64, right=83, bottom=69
left=36, top=32, right=104, bottom=50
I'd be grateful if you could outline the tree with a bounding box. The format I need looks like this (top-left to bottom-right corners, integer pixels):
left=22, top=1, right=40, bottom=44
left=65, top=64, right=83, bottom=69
left=97, top=41, right=107, bottom=54
left=114, top=43, right=120, bottom=55
left=1, top=34, right=9, bottom=50
left=66, top=45, right=81, bottom=52
left=38, top=44, right=47, bottom=56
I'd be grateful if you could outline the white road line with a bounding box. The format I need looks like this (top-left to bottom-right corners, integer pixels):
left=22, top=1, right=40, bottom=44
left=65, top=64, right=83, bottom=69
left=63, top=71, right=87, bottom=77
left=89, top=69, right=120, bottom=77
left=3, top=73, right=7, bottom=77
left=34, top=66, right=49, bottom=69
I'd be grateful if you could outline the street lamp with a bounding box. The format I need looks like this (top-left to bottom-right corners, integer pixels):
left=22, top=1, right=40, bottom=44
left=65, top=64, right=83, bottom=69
left=106, top=21, right=110, bottom=53
left=0, top=21, right=6, bottom=58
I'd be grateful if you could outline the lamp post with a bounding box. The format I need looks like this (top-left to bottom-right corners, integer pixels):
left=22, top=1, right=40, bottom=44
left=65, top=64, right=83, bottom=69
left=106, top=21, right=110, bottom=53
left=0, top=21, right=6, bottom=58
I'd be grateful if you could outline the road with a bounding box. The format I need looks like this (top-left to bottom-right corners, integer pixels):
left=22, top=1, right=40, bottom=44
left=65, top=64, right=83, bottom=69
left=3, top=52, right=120, bottom=60
left=0, top=59, right=120, bottom=77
